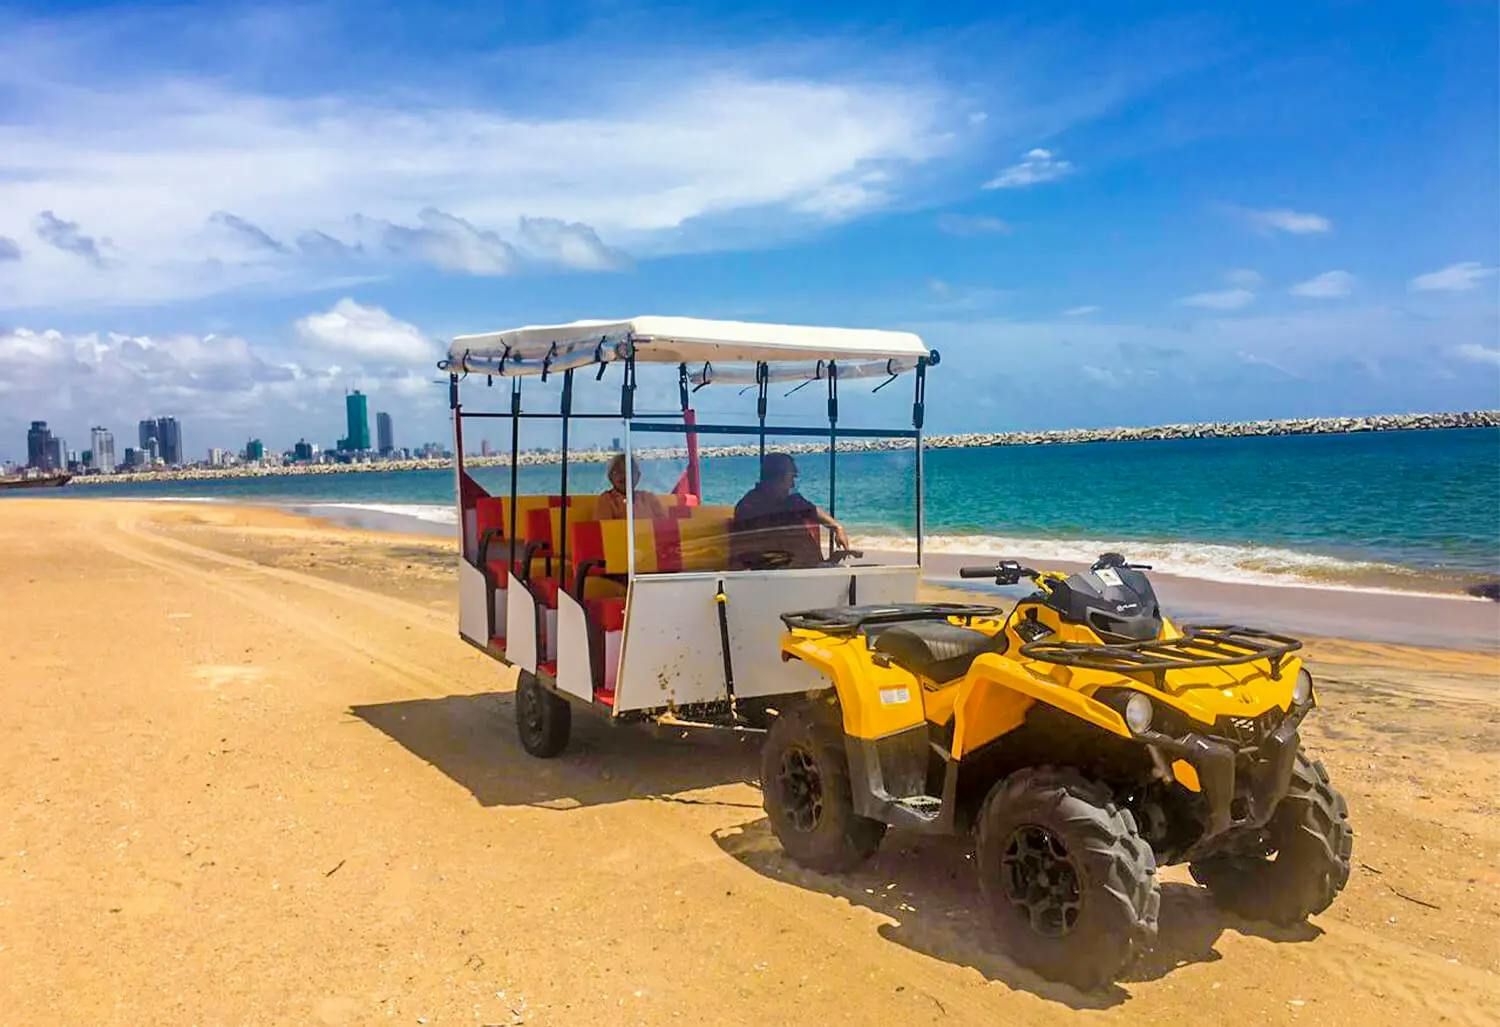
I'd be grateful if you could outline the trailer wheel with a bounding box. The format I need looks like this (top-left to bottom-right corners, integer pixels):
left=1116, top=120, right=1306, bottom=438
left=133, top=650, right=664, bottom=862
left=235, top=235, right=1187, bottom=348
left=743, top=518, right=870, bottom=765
left=1189, top=751, right=1353, bottom=924
left=515, top=671, right=570, bottom=758
left=976, top=766, right=1159, bottom=990
left=761, top=703, right=886, bottom=872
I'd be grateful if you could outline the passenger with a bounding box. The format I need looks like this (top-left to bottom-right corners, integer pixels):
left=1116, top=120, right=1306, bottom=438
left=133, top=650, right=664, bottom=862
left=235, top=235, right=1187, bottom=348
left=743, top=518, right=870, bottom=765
left=730, top=453, right=849, bottom=569
left=598, top=453, right=666, bottom=520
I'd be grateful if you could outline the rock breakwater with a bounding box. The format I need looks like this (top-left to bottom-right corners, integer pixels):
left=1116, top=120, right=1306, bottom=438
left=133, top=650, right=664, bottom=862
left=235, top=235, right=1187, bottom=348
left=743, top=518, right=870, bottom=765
left=72, top=409, right=1498, bottom=485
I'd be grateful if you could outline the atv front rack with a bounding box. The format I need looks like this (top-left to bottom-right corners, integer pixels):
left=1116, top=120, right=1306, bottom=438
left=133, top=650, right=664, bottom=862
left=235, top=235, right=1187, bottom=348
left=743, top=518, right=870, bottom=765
left=1019, top=625, right=1302, bottom=684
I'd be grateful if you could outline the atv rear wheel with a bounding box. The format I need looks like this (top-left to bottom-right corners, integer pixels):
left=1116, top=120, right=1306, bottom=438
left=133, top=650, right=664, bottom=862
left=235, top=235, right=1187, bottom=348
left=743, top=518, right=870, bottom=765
left=1190, top=751, right=1353, bottom=924
left=515, top=671, right=571, bottom=758
left=761, top=703, right=886, bottom=872
left=977, top=767, right=1160, bottom=990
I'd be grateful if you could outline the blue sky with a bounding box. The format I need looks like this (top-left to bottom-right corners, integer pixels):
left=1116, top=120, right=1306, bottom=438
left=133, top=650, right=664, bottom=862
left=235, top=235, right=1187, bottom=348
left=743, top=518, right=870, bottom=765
left=0, top=0, right=1496, bottom=459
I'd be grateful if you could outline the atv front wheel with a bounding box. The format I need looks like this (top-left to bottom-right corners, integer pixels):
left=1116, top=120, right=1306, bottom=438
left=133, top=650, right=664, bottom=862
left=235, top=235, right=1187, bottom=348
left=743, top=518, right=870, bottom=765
left=515, top=671, right=571, bottom=758
left=761, top=703, right=886, bottom=872
left=977, top=767, right=1160, bottom=990
left=1190, top=751, right=1353, bottom=924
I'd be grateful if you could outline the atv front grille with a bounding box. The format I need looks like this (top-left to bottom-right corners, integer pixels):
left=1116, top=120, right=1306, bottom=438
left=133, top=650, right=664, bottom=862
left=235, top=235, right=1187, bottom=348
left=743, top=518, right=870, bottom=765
left=1212, top=708, right=1285, bottom=750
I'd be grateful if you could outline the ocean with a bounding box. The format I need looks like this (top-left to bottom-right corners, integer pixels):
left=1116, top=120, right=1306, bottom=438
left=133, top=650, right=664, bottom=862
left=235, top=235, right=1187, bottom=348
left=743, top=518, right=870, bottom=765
left=32, top=427, right=1500, bottom=596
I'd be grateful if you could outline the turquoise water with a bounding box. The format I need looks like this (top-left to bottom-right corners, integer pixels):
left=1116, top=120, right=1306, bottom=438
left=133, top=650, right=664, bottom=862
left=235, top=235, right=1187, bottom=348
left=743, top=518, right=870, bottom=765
left=27, top=428, right=1500, bottom=592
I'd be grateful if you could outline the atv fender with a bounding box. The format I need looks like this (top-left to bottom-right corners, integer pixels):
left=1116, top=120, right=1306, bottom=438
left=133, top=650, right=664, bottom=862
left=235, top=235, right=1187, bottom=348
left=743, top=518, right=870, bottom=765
left=952, top=653, right=1131, bottom=757
left=780, top=632, right=927, bottom=740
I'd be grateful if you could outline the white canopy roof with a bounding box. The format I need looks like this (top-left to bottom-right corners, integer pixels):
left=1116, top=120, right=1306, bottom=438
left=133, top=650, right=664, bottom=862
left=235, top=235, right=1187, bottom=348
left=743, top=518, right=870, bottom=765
left=445, top=316, right=929, bottom=379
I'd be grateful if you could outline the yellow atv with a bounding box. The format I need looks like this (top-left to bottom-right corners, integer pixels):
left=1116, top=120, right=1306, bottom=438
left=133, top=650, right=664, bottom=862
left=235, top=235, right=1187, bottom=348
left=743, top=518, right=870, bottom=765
left=765, top=552, right=1353, bottom=989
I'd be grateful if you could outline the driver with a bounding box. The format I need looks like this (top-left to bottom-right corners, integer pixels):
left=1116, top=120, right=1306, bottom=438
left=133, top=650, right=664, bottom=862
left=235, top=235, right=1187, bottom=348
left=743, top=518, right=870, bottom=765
left=730, top=452, right=849, bottom=569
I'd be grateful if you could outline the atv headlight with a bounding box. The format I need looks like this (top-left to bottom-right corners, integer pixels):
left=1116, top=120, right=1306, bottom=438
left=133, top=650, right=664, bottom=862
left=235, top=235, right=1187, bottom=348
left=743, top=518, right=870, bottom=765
left=1124, top=693, right=1154, bottom=734
left=1292, top=669, right=1313, bottom=706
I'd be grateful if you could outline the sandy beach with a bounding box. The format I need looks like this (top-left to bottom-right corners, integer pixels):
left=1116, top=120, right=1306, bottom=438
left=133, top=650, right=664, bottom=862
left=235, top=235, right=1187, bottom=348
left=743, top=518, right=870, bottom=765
left=3, top=497, right=1498, bottom=1025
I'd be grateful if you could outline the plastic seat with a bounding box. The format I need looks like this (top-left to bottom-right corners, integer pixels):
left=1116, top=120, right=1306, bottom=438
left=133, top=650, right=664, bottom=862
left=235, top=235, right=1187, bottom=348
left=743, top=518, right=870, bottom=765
left=868, top=621, right=1007, bottom=683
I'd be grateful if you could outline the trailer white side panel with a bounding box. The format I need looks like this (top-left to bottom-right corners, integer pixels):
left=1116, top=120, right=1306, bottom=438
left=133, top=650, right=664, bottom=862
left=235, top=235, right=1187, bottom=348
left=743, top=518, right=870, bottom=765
left=613, top=565, right=920, bottom=713
left=555, top=591, right=594, bottom=702
left=505, top=571, right=538, bottom=673
left=615, top=575, right=724, bottom=711
left=727, top=565, right=918, bottom=700
left=457, top=558, right=490, bottom=646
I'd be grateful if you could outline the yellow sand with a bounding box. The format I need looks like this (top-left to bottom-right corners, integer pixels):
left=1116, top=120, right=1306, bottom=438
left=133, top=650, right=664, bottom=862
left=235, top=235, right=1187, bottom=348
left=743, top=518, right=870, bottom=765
left=2, top=498, right=1497, bottom=1025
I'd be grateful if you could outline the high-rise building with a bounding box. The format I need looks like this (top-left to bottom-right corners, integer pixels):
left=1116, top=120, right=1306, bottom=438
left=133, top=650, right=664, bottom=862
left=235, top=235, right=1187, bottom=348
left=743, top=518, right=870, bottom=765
left=48, top=437, right=65, bottom=471
left=293, top=439, right=314, bottom=462
left=138, top=418, right=158, bottom=453
left=244, top=438, right=264, bottom=462
left=26, top=421, right=52, bottom=469
left=89, top=427, right=116, bottom=473
left=344, top=391, right=370, bottom=451
left=155, top=416, right=182, bottom=465
left=376, top=411, right=394, bottom=455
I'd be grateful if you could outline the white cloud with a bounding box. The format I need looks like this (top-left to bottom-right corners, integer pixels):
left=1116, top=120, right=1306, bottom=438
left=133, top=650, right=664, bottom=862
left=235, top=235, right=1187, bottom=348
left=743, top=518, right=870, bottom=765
left=1455, top=343, right=1500, bottom=367
left=925, top=278, right=1010, bottom=311
left=517, top=216, right=632, bottom=271
left=1224, top=268, right=1263, bottom=288
left=0, top=322, right=439, bottom=460
left=0, top=58, right=954, bottom=307
left=1243, top=208, right=1332, bottom=235
left=367, top=209, right=519, bottom=276
left=936, top=213, right=1012, bottom=236
left=295, top=298, right=434, bottom=363
left=983, top=148, right=1074, bottom=189
left=1081, top=364, right=1120, bottom=387
left=1177, top=287, right=1255, bottom=310
left=1063, top=305, right=1100, bottom=316
left=1290, top=270, right=1355, bottom=298
left=1410, top=261, right=1498, bottom=293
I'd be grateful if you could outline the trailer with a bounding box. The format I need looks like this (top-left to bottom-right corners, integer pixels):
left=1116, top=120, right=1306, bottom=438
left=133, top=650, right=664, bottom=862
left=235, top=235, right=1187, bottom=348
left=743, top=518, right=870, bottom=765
left=442, top=316, right=936, bottom=751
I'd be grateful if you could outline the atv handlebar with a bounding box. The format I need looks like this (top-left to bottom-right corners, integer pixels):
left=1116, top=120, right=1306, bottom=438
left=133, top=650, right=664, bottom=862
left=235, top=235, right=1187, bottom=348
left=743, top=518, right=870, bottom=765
left=959, top=560, right=1039, bottom=586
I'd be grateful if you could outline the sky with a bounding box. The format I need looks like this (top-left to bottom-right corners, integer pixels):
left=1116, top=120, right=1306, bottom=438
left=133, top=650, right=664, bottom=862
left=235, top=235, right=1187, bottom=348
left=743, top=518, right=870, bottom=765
left=1, top=0, right=1497, bottom=461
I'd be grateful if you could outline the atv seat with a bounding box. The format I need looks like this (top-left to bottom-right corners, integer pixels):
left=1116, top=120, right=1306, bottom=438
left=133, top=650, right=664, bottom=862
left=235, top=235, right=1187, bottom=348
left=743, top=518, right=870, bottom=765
left=868, top=621, right=1007, bottom=684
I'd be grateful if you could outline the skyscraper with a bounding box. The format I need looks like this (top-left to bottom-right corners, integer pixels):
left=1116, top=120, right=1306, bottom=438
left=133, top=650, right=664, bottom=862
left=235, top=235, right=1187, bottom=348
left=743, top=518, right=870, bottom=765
left=376, top=411, right=393, bottom=455
left=155, top=417, right=182, bottom=465
left=344, top=391, right=370, bottom=451
left=244, top=438, right=264, bottom=462
left=48, top=437, right=65, bottom=471
left=89, top=427, right=116, bottom=473
left=138, top=418, right=158, bottom=453
left=26, top=421, right=52, bottom=469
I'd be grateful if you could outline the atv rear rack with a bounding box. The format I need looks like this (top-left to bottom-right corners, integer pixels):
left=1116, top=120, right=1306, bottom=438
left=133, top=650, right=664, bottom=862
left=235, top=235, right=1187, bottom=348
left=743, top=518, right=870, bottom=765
left=1019, top=625, right=1302, bottom=684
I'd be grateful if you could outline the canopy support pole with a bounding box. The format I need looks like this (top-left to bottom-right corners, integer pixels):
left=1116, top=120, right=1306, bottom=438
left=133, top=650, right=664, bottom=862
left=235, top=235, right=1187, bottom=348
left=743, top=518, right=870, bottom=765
left=827, top=362, right=839, bottom=556
left=913, top=357, right=927, bottom=565
left=508, top=378, right=521, bottom=571
left=559, top=369, right=574, bottom=581
left=756, top=362, right=769, bottom=461
left=622, top=350, right=637, bottom=576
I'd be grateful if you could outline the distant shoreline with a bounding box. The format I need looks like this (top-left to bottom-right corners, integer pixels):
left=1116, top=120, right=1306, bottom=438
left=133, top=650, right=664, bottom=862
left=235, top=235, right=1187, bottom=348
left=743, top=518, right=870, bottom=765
left=68, top=409, right=1498, bottom=485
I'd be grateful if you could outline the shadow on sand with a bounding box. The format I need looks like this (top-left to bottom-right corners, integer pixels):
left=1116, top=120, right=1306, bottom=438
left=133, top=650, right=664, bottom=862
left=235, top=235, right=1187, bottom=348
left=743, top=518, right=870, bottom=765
left=713, top=818, right=1322, bottom=1009
left=349, top=690, right=762, bottom=810
left=352, top=690, right=1320, bottom=1008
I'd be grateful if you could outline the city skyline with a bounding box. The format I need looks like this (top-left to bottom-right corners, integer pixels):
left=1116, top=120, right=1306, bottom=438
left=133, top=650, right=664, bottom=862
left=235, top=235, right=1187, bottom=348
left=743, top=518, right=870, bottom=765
left=11, top=395, right=405, bottom=472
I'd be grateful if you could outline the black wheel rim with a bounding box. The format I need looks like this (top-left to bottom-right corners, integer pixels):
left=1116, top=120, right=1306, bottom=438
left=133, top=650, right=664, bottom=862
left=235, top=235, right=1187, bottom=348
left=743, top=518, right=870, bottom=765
left=777, top=746, right=823, bottom=832
left=518, top=682, right=544, bottom=741
left=1000, top=825, right=1082, bottom=937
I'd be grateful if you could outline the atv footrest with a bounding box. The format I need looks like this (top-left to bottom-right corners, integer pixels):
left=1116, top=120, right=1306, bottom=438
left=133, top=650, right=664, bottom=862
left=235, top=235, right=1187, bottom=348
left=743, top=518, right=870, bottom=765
left=891, top=794, right=943, bottom=822
left=1020, top=624, right=1302, bottom=683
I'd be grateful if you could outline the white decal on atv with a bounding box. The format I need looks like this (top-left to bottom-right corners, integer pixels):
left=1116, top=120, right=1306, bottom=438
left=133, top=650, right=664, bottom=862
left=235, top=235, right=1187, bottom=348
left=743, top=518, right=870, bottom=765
left=879, top=687, right=911, bottom=706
